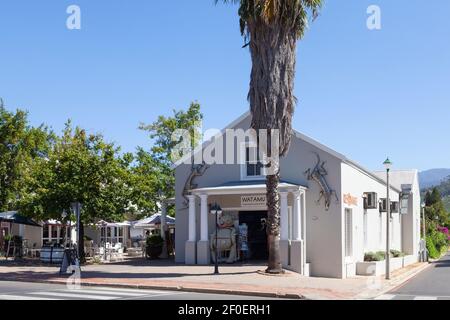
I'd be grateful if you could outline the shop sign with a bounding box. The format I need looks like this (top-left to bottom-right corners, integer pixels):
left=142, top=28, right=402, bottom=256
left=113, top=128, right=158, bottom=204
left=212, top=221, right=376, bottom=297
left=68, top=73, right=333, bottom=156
left=343, top=193, right=358, bottom=206
left=1, top=222, right=10, bottom=228
left=241, top=195, right=267, bottom=207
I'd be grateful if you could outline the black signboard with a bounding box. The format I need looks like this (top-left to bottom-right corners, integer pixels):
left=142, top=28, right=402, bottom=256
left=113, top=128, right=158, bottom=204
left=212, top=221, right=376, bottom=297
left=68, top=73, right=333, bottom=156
left=59, top=249, right=80, bottom=275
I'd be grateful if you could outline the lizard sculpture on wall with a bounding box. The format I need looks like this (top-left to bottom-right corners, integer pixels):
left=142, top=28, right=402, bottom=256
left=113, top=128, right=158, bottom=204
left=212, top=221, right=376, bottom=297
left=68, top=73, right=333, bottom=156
left=182, top=161, right=209, bottom=208
left=304, top=152, right=339, bottom=211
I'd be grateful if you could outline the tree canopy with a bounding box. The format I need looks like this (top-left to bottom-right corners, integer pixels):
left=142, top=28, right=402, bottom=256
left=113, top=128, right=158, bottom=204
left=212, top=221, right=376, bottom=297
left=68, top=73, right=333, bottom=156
left=424, top=187, right=450, bottom=229
left=220, top=0, right=322, bottom=40
left=1, top=99, right=203, bottom=223
left=0, top=101, right=53, bottom=212
left=19, top=121, right=133, bottom=224
left=138, top=102, right=203, bottom=205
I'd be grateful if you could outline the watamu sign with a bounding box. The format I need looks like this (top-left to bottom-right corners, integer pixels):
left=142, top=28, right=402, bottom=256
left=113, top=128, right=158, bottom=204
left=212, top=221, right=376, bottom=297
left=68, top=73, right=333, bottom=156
left=241, top=195, right=267, bottom=207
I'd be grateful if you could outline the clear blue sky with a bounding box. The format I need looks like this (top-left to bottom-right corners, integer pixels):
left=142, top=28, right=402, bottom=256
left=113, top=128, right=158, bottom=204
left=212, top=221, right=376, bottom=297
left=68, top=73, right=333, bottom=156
left=1, top=0, right=449, bottom=171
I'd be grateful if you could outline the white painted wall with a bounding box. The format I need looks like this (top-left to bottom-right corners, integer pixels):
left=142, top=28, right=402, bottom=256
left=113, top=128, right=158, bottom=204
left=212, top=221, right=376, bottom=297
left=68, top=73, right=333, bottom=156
left=174, top=112, right=420, bottom=279
left=341, top=163, right=402, bottom=274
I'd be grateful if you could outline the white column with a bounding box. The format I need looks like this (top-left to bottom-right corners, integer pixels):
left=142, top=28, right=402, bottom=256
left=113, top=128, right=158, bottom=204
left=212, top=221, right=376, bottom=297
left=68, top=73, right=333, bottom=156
left=301, top=191, right=307, bottom=274
left=280, top=191, right=289, bottom=241
left=199, top=194, right=209, bottom=241
left=188, top=195, right=197, bottom=242
left=292, top=190, right=302, bottom=241
left=301, top=192, right=306, bottom=242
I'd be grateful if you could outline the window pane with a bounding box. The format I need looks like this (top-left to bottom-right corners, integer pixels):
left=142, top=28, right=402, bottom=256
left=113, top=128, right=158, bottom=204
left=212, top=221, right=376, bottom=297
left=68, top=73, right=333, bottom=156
left=256, top=162, right=263, bottom=176
left=51, top=226, right=58, bottom=238
left=247, top=163, right=255, bottom=176
left=345, top=209, right=353, bottom=257
left=43, top=225, right=49, bottom=238
left=246, top=146, right=264, bottom=177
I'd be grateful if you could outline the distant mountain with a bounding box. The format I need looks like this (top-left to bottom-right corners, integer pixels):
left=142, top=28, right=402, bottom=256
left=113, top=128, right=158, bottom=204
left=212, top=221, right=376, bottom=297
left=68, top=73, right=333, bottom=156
left=419, top=169, right=450, bottom=189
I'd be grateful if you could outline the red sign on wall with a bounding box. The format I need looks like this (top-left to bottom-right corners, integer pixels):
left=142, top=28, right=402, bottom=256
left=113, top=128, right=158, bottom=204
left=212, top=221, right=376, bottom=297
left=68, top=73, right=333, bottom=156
left=343, top=193, right=358, bottom=206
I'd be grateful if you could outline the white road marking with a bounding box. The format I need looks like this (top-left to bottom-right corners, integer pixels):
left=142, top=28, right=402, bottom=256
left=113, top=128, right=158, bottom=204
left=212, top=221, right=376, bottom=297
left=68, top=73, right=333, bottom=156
left=414, top=296, right=438, bottom=300
left=375, top=294, right=396, bottom=300
left=0, top=286, right=183, bottom=301
left=0, top=294, right=58, bottom=300
left=81, top=287, right=174, bottom=295
left=28, top=291, right=117, bottom=300
left=57, top=289, right=148, bottom=296
left=121, top=292, right=183, bottom=300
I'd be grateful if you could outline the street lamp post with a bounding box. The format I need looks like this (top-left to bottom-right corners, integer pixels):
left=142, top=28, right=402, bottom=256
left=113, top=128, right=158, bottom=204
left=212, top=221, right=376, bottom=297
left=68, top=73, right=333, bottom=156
left=210, top=203, right=222, bottom=275
left=71, top=202, right=82, bottom=260
left=383, top=157, right=392, bottom=280
left=421, top=202, right=427, bottom=262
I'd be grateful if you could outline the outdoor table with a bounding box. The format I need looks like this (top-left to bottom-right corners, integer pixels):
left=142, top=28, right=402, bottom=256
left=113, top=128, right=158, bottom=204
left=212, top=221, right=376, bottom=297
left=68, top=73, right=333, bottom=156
left=102, top=247, right=117, bottom=262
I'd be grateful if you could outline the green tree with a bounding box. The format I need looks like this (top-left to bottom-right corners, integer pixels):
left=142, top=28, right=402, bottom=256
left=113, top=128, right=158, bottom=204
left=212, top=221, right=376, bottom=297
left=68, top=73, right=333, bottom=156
left=218, top=0, right=323, bottom=274
left=0, top=99, right=53, bottom=211
left=19, top=121, right=133, bottom=262
left=128, top=148, right=171, bottom=216
left=424, top=187, right=449, bottom=231
left=138, top=102, right=203, bottom=202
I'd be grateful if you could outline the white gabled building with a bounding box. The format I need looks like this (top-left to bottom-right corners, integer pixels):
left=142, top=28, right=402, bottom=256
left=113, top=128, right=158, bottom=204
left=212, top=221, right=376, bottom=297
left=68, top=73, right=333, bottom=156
left=173, top=112, right=422, bottom=279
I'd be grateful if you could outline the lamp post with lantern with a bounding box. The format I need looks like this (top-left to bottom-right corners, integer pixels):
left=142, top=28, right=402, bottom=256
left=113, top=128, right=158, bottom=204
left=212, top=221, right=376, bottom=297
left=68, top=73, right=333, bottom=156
left=383, top=157, right=392, bottom=280
left=210, top=202, right=222, bottom=275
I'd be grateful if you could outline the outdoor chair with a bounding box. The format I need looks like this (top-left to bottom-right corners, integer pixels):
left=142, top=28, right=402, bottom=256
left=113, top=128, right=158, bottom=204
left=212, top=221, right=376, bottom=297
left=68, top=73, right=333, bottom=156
left=110, top=243, right=124, bottom=262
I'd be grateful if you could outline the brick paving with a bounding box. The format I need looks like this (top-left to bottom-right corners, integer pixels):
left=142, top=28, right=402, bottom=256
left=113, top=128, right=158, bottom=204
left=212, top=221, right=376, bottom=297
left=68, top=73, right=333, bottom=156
left=0, top=257, right=430, bottom=300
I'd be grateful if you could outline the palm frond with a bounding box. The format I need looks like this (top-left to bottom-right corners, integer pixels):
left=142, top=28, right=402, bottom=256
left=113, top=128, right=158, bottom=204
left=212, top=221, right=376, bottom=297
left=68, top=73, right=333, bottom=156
left=217, top=0, right=323, bottom=40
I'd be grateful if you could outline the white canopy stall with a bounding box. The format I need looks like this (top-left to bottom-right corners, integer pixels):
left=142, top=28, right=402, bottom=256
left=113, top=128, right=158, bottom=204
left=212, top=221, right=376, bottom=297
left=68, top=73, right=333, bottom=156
left=95, top=220, right=132, bottom=246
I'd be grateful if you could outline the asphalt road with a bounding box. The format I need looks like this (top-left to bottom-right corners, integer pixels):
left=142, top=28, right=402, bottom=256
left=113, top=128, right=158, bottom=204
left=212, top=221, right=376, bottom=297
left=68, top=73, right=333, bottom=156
left=0, top=281, right=276, bottom=300
left=377, top=252, right=450, bottom=300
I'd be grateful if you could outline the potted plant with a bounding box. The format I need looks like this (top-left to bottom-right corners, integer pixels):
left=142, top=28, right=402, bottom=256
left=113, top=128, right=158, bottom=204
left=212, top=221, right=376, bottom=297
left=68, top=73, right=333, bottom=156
left=146, top=235, right=164, bottom=259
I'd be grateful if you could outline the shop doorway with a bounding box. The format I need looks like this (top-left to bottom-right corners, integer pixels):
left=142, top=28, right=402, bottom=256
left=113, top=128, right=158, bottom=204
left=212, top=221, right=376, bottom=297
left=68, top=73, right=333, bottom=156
left=238, top=211, right=268, bottom=260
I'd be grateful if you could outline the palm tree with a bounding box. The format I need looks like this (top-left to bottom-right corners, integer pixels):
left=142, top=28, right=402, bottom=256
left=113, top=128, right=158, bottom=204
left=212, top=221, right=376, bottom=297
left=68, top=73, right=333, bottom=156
left=218, top=0, right=323, bottom=274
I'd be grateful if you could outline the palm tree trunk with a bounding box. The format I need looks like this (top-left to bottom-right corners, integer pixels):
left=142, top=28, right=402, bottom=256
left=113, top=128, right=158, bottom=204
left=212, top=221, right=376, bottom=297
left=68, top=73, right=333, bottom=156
left=266, top=170, right=283, bottom=273
left=247, top=20, right=297, bottom=274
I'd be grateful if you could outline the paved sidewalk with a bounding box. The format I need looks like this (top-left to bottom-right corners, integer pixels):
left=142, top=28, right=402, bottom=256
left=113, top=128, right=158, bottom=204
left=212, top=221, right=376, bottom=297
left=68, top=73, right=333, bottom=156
left=0, top=258, right=430, bottom=300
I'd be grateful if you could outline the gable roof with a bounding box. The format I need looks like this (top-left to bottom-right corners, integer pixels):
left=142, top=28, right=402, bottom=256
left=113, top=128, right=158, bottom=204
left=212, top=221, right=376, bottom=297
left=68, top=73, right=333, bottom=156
left=171, top=111, right=251, bottom=168
left=372, top=170, right=419, bottom=191
left=171, top=111, right=406, bottom=193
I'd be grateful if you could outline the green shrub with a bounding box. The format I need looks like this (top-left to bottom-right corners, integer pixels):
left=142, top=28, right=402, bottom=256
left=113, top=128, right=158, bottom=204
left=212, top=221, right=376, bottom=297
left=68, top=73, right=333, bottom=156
left=428, top=229, right=449, bottom=257
left=375, top=251, right=386, bottom=260
left=426, top=236, right=440, bottom=259
left=91, top=256, right=102, bottom=264
left=364, top=251, right=386, bottom=262
left=390, top=250, right=405, bottom=258
left=146, top=235, right=164, bottom=246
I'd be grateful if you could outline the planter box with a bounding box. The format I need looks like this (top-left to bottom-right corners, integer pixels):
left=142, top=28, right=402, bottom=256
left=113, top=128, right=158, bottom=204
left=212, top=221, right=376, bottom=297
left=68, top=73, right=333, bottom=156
left=390, top=257, right=403, bottom=271
left=356, top=261, right=385, bottom=276
left=40, top=247, right=65, bottom=264
left=403, top=255, right=418, bottom=267
left=357, top=256, right=418, bottom=276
